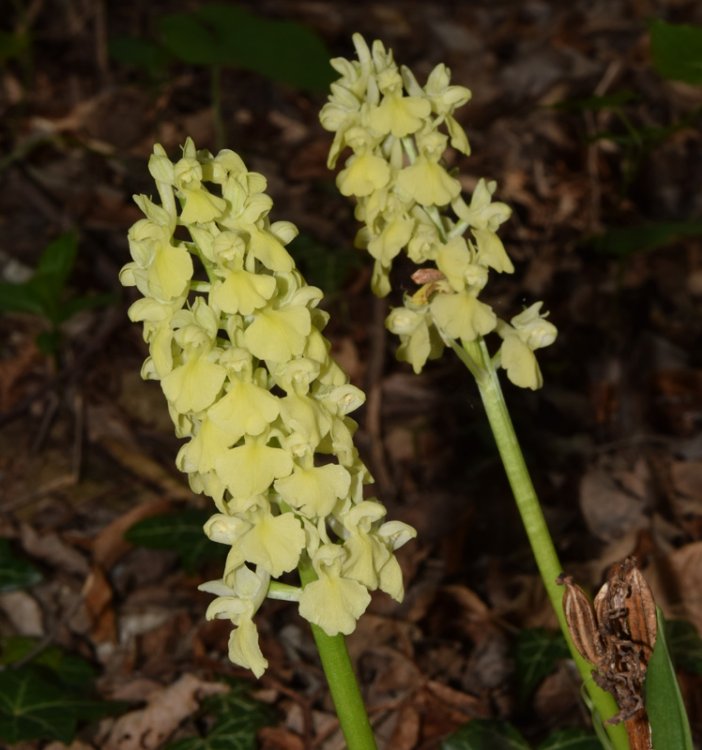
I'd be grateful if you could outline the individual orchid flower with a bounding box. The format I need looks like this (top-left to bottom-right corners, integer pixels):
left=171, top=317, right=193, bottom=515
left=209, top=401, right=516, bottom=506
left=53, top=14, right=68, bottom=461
left=497, top=303, right=558, bottom=390
left=298, top=544, right=371, bottom=636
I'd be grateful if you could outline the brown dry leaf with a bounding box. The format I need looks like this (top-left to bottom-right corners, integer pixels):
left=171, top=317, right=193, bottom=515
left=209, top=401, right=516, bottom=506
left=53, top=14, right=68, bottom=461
left=83, top=564, right=116, bottom=644
left=670, top=460, right=702, bottom=518
left=383, top=702, right=420, bottom=750
left=668, top=542, right=702, bottom=634
left=99, top=673, right=229, bottom=750
left=532, top=661, right=580, bottom=724
left=0, top=590, right=43, bottom=636
left=417, top=680, right=490, bottom=744
left=91, top=497, right=172, bottom=569
left=259, top=725, right=306, bottom=750
left=20, top=523, right=90, bottom=576
left=579, top=465, right=648, bottom=541
left=0, top=332, right=41, bottom=412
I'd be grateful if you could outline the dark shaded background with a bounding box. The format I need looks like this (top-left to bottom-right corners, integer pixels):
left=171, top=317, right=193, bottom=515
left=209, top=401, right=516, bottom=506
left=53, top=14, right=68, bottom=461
left=1, top=1, right=701, bottom=748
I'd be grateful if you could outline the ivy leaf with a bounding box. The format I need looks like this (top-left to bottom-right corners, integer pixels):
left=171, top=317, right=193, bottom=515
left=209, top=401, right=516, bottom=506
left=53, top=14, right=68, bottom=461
left=441, top=719, right=530, bottom=750
left=124, top=508, right=226, bottom=573
left=0, top=636, right=95, bottom=690
left=514, top=628, right=569, bottom=704
left=536, top=728, right=604, bottom=750
left=166, top=681, right=274, bottom=750
left=0, top=540, right=42, bottom=592
left=0, top=665, right=124, bottom=744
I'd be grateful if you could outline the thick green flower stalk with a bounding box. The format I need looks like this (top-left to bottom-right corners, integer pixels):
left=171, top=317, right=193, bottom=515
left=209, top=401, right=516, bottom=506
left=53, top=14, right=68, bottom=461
left=119, top=138, right=415, bottom=681
left=320, top=33, right=556, bottom=388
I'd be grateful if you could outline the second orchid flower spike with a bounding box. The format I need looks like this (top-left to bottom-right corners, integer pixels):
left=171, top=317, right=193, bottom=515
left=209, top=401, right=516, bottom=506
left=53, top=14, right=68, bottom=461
left=321, top=33, right=557, bottom=390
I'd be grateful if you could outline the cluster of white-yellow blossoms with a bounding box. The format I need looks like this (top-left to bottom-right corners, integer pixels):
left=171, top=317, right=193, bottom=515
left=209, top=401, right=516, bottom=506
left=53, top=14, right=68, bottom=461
left=119, top=138, right=415, bottom=677
left=321, top=34, right=557, bottom=389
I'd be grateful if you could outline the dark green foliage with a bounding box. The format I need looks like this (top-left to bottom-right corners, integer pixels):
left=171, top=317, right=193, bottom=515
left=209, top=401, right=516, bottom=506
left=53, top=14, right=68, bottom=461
left=0, top=232, right=113, bottom=354
left=650, top=20, right=702, bottom=85
left=646, top=609, right=694, bottom=750
left=665, top=618, right=702, bottom=675
left=0, top=539, right=42, bottom=592
left=124, top=508, right=227, bottom=573
left=442, top=719, right=530, bottom=750
left=513, top=628, right=569, bottom=704
left=0, top=638, right=126, bottom=744
left=111, top=4, right=334, bottom=93
left=288, top=232, right=362, bottom=296
left=536, top=729, right=603, bottom=750
left=587, top=220, right=702, bottom=258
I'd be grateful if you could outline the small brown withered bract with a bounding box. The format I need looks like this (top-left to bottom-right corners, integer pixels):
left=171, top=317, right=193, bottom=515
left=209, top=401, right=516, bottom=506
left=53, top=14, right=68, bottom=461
left=557, top=557, right=657, bottom=750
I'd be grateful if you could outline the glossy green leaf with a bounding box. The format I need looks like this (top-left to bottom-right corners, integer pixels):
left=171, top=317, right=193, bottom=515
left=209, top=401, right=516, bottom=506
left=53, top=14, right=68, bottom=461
left=536, top=728, right=603, bottom=750
left=650, top=20, right=702, bottom=84
left=514, top=628, right=569, bottom=704
left=0, top=664, right=124, bottom=743
left=441, top=719, right=530, bottom=750
left=124, top=508, right=226, bottom=572
left=166, top=680, right=274, bottom=750
left=665, top=619, right=702, bottom=675
left=0, top=540, right=42, bottom=592
left=646, top=608, right=693, bottom=750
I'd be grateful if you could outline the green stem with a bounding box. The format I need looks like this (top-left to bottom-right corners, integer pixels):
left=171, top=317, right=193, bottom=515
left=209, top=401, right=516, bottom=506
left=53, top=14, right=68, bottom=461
left=298, top=559, right=377, bottom=750
left=468, top=338, right=629, bottom=750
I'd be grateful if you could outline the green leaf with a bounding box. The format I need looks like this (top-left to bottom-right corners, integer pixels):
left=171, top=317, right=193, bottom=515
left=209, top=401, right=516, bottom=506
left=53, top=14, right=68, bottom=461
left=124, top=508, right=227, bottom=572
left=441, top=719, right=530, bottom=750
left=0, top=280, right=46, bottom=316
left=165, top=680, right=274, bottom=750
left=0, top=540, right=42, bottom=592
left=513, top=628, right=569, bottom=704
left=0, top=30, right=30, bottom=65
left=35, top=232, right=78, bottom=287
left=158, top=12, right=225, bottom=66
left=552, top=91, right=638, bottom=113
left=0, top=232, right=79, bottom=324
left=58, top=291, right=117, bottom=323
left=0, top=637, right=95, bottom=690
left=536, top=728, right=603, bottom=750
left=0, top=664, right=124, bottom=744
left=588, top=220, right=702, bottom=258
left=665, top=619, right=702, bottom=675
left=646, top=608, right=694, bottom=750
left=109, top=34, right=173, bottom=77
left=650, top=20, right=702, bottom=84
left=288, top=232, right=361, bottom=295
left=158, top=4, right=334, bottom=92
